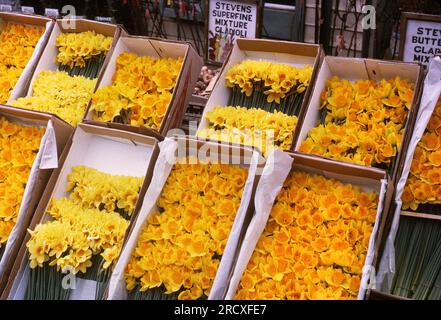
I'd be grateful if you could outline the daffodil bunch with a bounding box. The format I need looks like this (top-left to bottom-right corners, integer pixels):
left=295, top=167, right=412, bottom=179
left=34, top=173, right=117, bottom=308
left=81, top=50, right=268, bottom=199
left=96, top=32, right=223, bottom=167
left=90, top=52, right=183, bottom=129
left=0, top=118, right=45, bottom=260
left=225, top=60, right=313, bottom=116
left=28, top=198, right=128, bottom=272
left=198, top=106, right=297, bottom=155
left=235, top=171, right=378, bottom=300
left=56, top=31, right=113, bottom=79
left=65, top=165, right=144, bottom=217
left=300, top=76, right=414, bottom=168
left=402, top=99, right=441, bottom=211
left=0, top=23, right=45, bottom=103
left=11, top=71, right=97, bottom=126
left=25, top=166, right=144, bottom=300
left=125, top=159, right=248, bottom=300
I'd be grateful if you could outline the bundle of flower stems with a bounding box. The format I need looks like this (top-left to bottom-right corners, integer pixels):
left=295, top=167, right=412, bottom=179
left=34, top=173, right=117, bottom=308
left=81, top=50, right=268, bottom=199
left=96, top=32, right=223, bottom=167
left=225, top=61, right=313, bottom=117
left=25, top=254, right=109, bottom=300
left=55, top=31, right=113, bottom=80
left=128, top=286, right=180, bottom=300
left=391, top=216, right=441, bottom=299
left=23, top=166, right=143, bottom=300
left=57, top=55, right=105, bottom=79
left=227, top=85, right=305, bottom=117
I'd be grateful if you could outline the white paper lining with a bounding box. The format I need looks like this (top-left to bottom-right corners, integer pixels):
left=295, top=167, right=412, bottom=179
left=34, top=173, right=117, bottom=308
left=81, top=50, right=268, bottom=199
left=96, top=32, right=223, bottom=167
left=225, top=150, right=293, bottom=299
left=7, top=20, right=53, bottom=103
left=8, top=126, right=155, bottom=300
left=0, top=120, right=57, bottom=280
left=107, top=137, right=260, bottom=300
left=224, top=150, right=387, bottom=300
left=375, top=56, right=441, bottom=292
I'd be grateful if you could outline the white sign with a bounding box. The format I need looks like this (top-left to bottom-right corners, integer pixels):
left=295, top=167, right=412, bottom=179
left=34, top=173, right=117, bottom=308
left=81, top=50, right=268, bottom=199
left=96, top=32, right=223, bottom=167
left=95, top=16, right=114, bottom=23
left=403, top=19, right=441, bottom=66
left=208, top=0, right=258, bottom=63
left=45, top=8, right=59, bottom=18
left=0, top=4, right=12, bottom=12
left=21, top=6, right=35, bottom=14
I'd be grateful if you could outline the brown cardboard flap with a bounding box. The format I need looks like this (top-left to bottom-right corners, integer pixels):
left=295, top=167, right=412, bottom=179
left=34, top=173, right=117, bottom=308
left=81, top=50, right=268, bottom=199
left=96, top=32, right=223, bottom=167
left=0, top=12, right=51, bottom=26
left=82, top=120, right=165, bottom=141
left=289, top=151, right=387, bottom=181
left=78, top=123, right=159, bottom=146
left=236, top=38, right=321, bottom=58
left=56, top=19, right=119, bottom=36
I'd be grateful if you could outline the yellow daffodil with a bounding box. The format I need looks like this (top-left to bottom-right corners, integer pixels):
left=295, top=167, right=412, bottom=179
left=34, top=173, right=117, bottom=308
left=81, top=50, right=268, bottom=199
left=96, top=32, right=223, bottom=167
left=198, top=106, right=297, bottom=156
left=90, top=52, right=182, bottom=129
left=125, top=159, right=247, bottom=300
left=26, top=166, right=143, bottom=275
left=0, top=118, right=45, bottom=249
left=300, top=76, right=414, bottom=168
left=11, top=71, right=96, bottom=126
left=56, top=31, right=113, bottom=68
left=235, top=171, right=378, bottom=300
left=0, top=23, right=45, bottom=103
left=402, top=98, right=441, bottom=210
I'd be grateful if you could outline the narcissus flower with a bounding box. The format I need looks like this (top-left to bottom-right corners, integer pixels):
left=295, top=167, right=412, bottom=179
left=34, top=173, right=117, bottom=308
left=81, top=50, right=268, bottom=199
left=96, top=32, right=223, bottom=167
left=402, top=99, right=441, bottom=210
left=198, top=106, right=298, bottom=156
left=125, top=159, right=247, bottom=300
left=26, top=166, right=143, bottom=275
left=236, top=171, right=378, bottom=300
left=0, top=118, right=45, bottom=249
left=0, top=23, right=45, bottom=103
left=300, top=76, right=414, bottom=168
left=90, top=52, right=182, bottom=129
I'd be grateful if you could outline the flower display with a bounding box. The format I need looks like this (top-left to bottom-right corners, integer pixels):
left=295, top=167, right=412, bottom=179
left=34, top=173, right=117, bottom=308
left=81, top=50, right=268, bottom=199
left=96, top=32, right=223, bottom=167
left=225, top=60, right=313, bottom=115
left=402, top=99, right=441, bottom=210
left=65, top=165, right=143, bottom=217
left=0, top=22, right=45, bottom=103
left=11, top=71, right=97, bottom=126
left=125, top=158, right=248, bottom=300
left=0, top=118, right=45, bottom=259
left=197, top=106, right=298, bottom=155
left=27, top=197, right=129, bottom=272
left=299, top=76, right=414, bottom=168
left=25, top=166, right=144, bottom=300
left=235, top=171, right=378, bottom=300
left=90, top=52, right=183, bottom=129
left=56, top=31, right=112, bottom=69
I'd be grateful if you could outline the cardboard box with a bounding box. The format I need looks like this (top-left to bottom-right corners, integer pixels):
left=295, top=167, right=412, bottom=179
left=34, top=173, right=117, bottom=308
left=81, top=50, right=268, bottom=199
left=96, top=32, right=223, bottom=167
left=0, top=12, right=54, bottom=104
left=8, top=19, right=122, bottom=125
left=373, top=57, right=441, bottom=300
left=84, top=36, right=203, bottom=139
left=0, top=105, right=73, bottom=293
left=196, top=38, right=323, bottom=151
left=106, top=136, right=265, bottom=300
left=294, top=56, right=424, bottom=184
left=224, top=150, right=390, bottom=300
left=1, top=123, right=160, bottom=299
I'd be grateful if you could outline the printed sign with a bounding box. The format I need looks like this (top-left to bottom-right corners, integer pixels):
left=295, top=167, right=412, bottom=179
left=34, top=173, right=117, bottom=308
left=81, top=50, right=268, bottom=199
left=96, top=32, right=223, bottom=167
left=0, top=4, right=12, bottom=12
left=95, top=16, right=114, bottom=23
left=400, top=12, right=441, bottom=67
left=21, top=6, right=35, bottom=14
left=206, top=0, right=261, bottom=63
left=45, top=8, right=59, bottom=18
